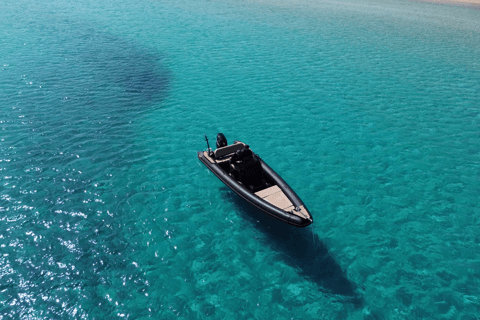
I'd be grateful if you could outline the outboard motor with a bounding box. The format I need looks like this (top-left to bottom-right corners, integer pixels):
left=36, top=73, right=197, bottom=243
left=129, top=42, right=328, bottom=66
left=216, top=133, right=228, bottom=148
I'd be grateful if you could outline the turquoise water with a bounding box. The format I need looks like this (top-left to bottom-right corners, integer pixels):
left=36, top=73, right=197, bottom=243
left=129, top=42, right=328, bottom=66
left=1, top=0, right=480, bottom=318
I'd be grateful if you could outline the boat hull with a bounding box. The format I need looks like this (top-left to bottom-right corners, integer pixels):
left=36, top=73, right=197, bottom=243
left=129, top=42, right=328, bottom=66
left=197, top=151, right=313, bottom=227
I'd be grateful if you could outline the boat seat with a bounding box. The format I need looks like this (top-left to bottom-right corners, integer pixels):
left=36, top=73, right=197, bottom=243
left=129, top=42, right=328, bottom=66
left=243, top=159, right=262, bottom=187
left=214, top=143, right=245, bottom=159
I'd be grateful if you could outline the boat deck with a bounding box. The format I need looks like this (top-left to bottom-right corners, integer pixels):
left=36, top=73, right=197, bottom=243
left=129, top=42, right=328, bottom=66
left=255, top=185, right=309, bottom=219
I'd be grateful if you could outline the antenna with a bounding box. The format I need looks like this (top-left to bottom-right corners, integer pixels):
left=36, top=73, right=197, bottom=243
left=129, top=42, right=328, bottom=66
left=204, top=135, right=212, bottom=156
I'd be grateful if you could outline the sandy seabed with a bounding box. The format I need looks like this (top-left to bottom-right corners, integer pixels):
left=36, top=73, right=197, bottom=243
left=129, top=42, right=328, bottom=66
left=414, top=0, right=480, bottom=9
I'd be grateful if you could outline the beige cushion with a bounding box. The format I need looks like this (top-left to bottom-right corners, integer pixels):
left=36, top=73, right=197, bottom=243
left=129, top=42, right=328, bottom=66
left=214, top=143, right=245, bottom=158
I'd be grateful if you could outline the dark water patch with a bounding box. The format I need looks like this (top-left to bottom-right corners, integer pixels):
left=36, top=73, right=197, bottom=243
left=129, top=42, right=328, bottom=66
left=0, top=9, right=169, bottom=319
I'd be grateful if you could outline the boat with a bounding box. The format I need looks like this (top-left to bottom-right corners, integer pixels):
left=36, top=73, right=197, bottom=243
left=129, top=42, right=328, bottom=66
left=197, top=133, right=313, bottom=227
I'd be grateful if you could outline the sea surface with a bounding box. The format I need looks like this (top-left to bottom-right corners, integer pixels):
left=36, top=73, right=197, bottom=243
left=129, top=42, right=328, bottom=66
left=1, top=0, right=480, bottom=318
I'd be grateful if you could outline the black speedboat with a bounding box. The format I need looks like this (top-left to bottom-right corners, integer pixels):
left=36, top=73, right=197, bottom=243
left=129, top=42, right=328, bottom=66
left=197, top=133, right=313, bottom=227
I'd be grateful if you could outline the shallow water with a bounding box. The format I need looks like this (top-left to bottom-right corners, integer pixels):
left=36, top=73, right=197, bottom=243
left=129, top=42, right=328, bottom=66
left=1, top=0, right=480, bottom=318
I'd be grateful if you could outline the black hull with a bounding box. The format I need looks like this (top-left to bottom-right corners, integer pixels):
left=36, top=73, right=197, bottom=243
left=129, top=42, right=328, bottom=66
left=197, top=151, right=313, bottom=227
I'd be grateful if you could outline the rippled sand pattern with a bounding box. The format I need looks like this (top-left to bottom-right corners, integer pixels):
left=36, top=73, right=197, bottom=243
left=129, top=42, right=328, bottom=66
left=1, top=0, right=480, bottom=318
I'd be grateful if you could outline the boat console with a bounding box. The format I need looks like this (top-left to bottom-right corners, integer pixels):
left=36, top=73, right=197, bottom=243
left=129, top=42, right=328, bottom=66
left=211, top=136, right=264, bottom=190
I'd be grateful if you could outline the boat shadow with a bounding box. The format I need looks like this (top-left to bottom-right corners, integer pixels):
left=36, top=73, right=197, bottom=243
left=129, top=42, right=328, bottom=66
left=221, top=187, right=363, bottom=306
